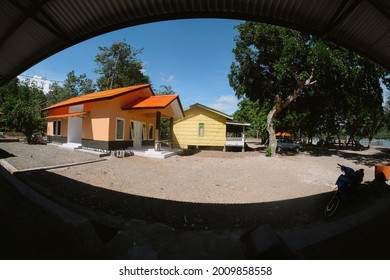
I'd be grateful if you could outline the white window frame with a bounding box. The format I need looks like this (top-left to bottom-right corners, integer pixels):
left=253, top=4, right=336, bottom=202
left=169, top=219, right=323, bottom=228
left=198, top=122, right=205, bottom=137
left=116, top=118, right=125, bottom=141
left=130, top=121, right=134, bottom=140
left=148, top=123, right=154, bottom=140
left=53, top=120, right=62, bottom=136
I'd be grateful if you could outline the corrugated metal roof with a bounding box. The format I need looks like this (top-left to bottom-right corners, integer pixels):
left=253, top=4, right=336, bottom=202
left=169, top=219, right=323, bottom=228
left=187, top=103, right=233, bottom=120
left=122, top=95, right=179, bottom=110
left=42, top=84, right=150, bottom=111
left=1, top=0, right=389, bottom=86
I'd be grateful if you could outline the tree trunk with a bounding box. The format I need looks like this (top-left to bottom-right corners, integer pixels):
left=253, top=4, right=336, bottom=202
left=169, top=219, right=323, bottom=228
left=266, top=71, right=316, bottom=156
left=267, top=104, right=277, bottom=155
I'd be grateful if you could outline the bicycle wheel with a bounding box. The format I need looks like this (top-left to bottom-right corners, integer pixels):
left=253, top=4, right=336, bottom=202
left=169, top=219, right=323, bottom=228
left=324, top=191, right=340, bottom=218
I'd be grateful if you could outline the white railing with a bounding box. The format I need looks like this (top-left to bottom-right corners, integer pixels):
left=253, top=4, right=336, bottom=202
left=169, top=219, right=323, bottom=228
left=225, top=136, right=245, bottom=147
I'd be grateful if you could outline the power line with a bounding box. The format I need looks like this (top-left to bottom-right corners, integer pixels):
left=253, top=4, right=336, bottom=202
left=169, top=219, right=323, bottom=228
left=18, top=74, right=100, bottom=84
left=17, top=74, right=64, bottom=84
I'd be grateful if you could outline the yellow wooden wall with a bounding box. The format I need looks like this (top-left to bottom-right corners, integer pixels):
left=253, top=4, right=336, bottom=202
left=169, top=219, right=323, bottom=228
left=173, top=106, right=226, bottom=148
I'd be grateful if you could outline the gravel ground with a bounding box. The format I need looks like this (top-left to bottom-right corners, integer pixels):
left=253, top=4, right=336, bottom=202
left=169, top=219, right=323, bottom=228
left=1, top=142, right=389, bottom=232
left=0, top=142, right=100, bottom=170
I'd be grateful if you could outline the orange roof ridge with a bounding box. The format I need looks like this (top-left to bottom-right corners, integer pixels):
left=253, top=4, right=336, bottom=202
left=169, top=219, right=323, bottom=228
left=42, top=84, right=150, bottom=111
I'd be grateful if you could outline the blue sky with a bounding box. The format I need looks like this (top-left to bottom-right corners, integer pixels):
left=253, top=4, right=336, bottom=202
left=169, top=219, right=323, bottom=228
left=21, top=19, right=244, bottom=115
left=20, top=18, right=389, bottom=112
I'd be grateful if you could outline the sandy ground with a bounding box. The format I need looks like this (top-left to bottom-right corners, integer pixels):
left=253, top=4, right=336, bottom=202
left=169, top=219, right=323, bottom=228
left=1, top=142, right=389, bottom=231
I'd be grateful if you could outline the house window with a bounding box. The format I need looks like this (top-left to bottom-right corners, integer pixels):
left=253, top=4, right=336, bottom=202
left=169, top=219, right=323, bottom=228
left=116, top=118, right=125, bottom=140
left=198, top=123, right=205, bottom=137
left=53, top=120, right=61, bottom=136
left=148, top=124, right=154, bottom=140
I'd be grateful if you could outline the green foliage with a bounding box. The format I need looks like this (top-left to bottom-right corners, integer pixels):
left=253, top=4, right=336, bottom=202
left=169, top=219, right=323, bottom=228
left=0, top=79, right=46, bottom=143
left=94, top=42, right=150, bottom=90
left=265, top=147, right=272, bottom=157
left=233, top=98, right=268, bottom=138
left=45, top=71, right=96, bottom=107
left=62, top=70, right=96, bottom=97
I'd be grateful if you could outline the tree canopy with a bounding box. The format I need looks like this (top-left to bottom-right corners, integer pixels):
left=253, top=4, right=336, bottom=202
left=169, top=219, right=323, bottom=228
left=46, top=70, right=96, bottom=107
left=94, top=42, right=150, bottom=90
left=0, top=78, right=46, bottom=143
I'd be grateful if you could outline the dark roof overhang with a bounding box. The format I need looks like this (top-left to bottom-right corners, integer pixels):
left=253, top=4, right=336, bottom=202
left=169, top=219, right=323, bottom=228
left=1, top=0, right=389, bottom=87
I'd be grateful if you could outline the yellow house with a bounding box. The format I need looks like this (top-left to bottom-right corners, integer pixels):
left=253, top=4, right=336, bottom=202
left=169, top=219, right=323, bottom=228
left=173, top=103, right=250, bottom=151
left=42, top=84, right=184, bottom=151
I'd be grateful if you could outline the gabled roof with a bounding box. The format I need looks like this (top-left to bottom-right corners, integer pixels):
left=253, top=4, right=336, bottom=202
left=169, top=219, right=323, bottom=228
left=42, top=84, right=150, bottom=111
left=186, top=103, right=233, bottom=120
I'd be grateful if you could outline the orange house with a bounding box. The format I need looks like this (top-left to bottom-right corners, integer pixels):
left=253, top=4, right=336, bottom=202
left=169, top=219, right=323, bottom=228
left=42, top=84, right=184, bottom=151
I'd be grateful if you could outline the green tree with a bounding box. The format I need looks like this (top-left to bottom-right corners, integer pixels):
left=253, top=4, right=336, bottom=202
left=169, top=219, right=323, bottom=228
left=229, top=22, right=389, bottom=154
left=229, top=22, right=318, bottom=155
left=45, top=81, right=67, bottom=106
left=94, top=42, right=150, bottom=90
left=45, top=71, right=96, bottom=107
left=62, top=70, right=96, bottom=98
left=155, top=85, right=176, bottom=139
left=0, top=79, right=46, bottom=143
left=0, top=78, right=18, bottom=109
left=233, top=98, right=268, bottom=140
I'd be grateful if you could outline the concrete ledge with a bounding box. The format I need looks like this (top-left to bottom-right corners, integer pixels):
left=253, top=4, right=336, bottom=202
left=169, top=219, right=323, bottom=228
left=0, top=137, right=19, bottom=142
left=14, top=158, right=106, bottom=174
left=0, top=159, right=18, bottom=173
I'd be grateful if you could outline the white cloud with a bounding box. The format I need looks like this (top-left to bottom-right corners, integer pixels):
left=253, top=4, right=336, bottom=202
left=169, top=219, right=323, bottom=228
left=141, top=61, right=148, bottom=74
left=209, top=95, right=238, bottom=114
left=159, top=73, right=177, bottom=84
left=18, top=75, right=52, bottom=94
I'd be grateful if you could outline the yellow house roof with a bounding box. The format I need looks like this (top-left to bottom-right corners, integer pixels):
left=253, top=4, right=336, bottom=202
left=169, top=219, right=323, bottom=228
left=186, top=103, right=233, bottom=120
left=42, top=84, right=150, bottom=111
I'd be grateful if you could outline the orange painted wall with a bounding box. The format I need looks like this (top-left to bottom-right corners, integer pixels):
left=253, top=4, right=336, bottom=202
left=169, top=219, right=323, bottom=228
left=82, top=87, right=155, bottom=141
left=83, top=101, right=110, bottom=141
left=105, top=88, right=153, bottom=141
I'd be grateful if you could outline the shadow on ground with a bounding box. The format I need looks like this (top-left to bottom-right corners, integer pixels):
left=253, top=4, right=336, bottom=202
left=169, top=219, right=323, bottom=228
left=0, top=148, right=15, bottom=159
left=303, top=146, right=390, bottom=167
left=19, top=169, right=389, bottom=234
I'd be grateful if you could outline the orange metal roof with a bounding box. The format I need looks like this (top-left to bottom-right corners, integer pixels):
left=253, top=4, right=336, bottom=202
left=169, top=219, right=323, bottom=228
left=276, top=132, right=292, bottom=137
left=42, top=84, right=150, bottom=111
left=44, top=111, right=89, bottom=119
left=122, top=95, right=179, bottom=110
